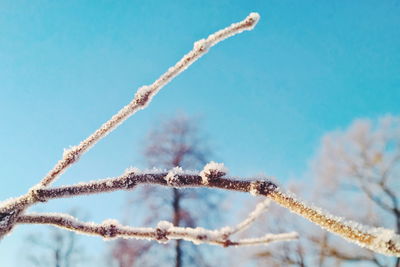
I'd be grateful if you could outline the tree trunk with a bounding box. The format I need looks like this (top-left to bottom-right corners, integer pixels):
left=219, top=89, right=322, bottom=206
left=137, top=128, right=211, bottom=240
left=172, top=188, right=182, bottom=267
left=55, top=249, right=61, bottom=267
left=395, top=211, right=400, bottom=267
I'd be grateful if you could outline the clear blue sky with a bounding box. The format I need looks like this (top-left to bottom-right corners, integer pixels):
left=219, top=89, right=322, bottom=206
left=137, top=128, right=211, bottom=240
left=1, top=0, right=399, bottom=266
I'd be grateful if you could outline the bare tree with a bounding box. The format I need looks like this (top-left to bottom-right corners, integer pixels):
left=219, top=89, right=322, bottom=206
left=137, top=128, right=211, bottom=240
left=312, top=115, right=400, bottom=266
left=111, top=114, right=220, bottom=267
left=24, top=210, right=86, bottom=267
left=1, top=12, right=400, bottom=264
left=142, top=114, right=214, bottom=267
left=109, top=239, right=151, bottom=267
left=253, top=116, right=400, bottom=266
left=252, top=186, right=386, bottom=266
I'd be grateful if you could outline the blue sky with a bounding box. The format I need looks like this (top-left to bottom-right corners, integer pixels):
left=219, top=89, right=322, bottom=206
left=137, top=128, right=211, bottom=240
left=1, top=0, right=399, bottom=266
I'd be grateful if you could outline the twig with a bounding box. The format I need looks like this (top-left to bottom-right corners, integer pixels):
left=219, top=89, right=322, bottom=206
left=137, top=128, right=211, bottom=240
left=228, top=199, right=271, bottom=236
left=17, top=206, right=296, bottom=247
left=38, top=12, right=260, bottom=189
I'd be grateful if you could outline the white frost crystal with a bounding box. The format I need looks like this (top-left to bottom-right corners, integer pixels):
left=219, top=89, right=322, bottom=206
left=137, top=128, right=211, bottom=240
left=247, top=12, right=260, bottom=30
left=134, top=85, right=153, bottom=109
left=124, top=167, right=142, bottom=175
left=249, top=182, right=259, bottom=196
left=370, top=228, right=400, bottom=254
left=193, top=39, right=210, bottom=52
left=157, top=220, right=173, bottom=231
left=165, top=167, right=184, bottom=186
left=200, top=161, right=228, bottom=184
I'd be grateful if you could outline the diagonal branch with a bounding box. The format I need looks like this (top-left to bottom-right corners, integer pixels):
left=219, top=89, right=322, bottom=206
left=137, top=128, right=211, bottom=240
left=228, top=199, right=271, bottom=236
left=37, top=12, right=260, bottom=189
left=268, top=190, right=400, bottom=257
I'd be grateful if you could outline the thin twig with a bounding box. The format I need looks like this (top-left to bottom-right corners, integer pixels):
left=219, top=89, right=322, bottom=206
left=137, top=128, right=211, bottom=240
left=17, top=210, right=296, bottom=248
left=228, top=199, right=271, bottom=236
left=38, top=12, right=260, bottom=188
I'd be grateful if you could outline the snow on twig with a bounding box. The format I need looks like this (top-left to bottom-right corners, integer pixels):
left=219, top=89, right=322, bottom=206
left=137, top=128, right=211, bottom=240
left=38, top=12, right=260, bottom=189
left=17, top=199, right=296, bottom=247
left=32, top=169, right=278, bottom=201
left=200, top=161, right=228, bottom=185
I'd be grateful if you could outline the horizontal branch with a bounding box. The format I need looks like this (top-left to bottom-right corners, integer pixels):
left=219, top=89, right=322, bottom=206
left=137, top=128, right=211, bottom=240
left=17, top=211, right=296, bottom=248
left=33, top=170, right=277, bottom=201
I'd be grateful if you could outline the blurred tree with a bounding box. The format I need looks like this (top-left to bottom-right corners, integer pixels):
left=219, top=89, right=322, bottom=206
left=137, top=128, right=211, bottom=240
left=109, top=240, right=151, bottom=267
left=252, top=115, right=400, bottom=266
left=110, top=113, right=222, bottom=267
left=24, top=210, right=87, bottom=267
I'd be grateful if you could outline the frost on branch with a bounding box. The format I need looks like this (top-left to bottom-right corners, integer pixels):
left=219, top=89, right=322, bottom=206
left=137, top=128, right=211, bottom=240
left=165, top=167, right=184, bottom=187
left=17, top=199, right=297, bottom=248
left=200, top=161, right=228, bottom=184
left=35, top=12, right=260, bottom=189
left=269, top=190, right=400, bottom=257
left=249, top=180, right=277, bottom=196
left=134, top=86, right=153, bottom=109
left=156, top=221, right=173, bottom=243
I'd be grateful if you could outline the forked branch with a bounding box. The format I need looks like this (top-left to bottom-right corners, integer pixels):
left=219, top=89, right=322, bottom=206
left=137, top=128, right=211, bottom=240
left=0, top=12, right=260, bottom=239
left=38, top=12, right=261, bottom=189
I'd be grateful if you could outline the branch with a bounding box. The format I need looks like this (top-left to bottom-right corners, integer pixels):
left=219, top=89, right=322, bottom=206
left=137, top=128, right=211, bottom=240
left=228, top=199, right=271, bottom=236
left=32, top=169, right=278, bottom=201
left=268, top=190, right=400, bottom=257
left=17, top=208, right=296, bottom=248
left=359, top=179, right=394, bottom=213
left=308, top=234, right=379, bottom=264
